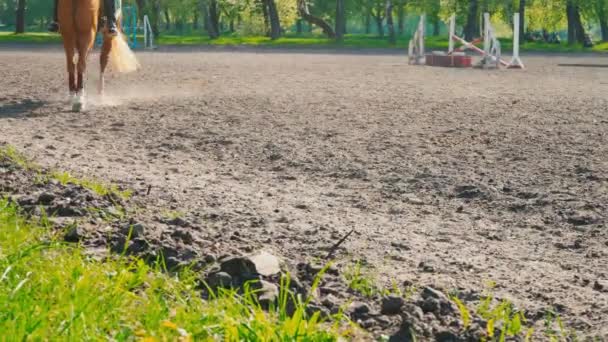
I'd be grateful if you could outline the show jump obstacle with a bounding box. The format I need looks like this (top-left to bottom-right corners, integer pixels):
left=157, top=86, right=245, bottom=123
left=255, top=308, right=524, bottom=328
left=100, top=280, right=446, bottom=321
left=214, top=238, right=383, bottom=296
left=409, top=13, right=524, bottom=69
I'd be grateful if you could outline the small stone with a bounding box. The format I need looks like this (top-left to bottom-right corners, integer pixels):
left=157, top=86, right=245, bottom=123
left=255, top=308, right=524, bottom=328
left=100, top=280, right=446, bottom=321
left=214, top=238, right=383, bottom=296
left=349, top=301, right=370, bottom=315
left=64, top=226, right=83, bottom=242
left=359, top=318, right=376, bottom=329
left=390, top=241, right=410, bottom=250
left=167, top=216, right=189, bottom=227
left=454, top=185, right=483, bottom=199
left=418, top=261, right=435, bottom=273
left=435, top=329, right=460, bottom=342
left=306, top=304, right=331, bottom=318
left=402, top=303, right=424, bottom=321
left=593, top=280, right=606, bottom=292
left=381, top=295, right=405, bottom=315
left=406, top=196, right=425, bottom=205
left=321, top=294, right=340, bottom=310
left=257, top=280, right=279, bottom=309
left=122, top=223, right=145, bottom=237
left=374, top=315, right=392, bottom=326
left=37, top=192, right=55, bottom=205
left=220, top=256, right=258, bottom=280
left=207, top=272, right=233, bottom=289
left=203, top=254, right=216, bottom=264
left=249, top=251, right=281, bottom=276
left=422, top=287, right=448, bottom=301
left=420, top=297, right=440, bottom=313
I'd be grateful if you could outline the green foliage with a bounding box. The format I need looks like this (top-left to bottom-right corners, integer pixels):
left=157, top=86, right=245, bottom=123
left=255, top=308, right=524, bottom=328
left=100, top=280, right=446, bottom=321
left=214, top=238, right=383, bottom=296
left=50, top=171, right=133, bottom=200
left=0, top=145, right=132, bottom=201
left=344, top=261, right=380, bottom=298
left=450, top=295, right=471, bottom=329
left=476, top=295, right=526, bottom=341
left=0, top=198, right=349, bottom=340
left=0, top=145, right=32, bottom=170
left=342, top=261, right=408, bottom=299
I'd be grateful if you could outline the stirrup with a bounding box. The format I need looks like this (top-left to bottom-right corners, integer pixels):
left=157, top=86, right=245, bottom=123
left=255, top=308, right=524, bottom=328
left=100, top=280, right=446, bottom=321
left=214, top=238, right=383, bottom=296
left=107, top=22, right=118, bottom=36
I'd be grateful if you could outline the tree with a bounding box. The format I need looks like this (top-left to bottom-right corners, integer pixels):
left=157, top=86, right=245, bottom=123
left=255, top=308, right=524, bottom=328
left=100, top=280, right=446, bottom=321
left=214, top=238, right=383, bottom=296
left=370, top=0, right=386, bottom=37
left=335, top=0, right=346, bottom=40
left=15, top=0, right=26, bottom=34
left=201, top=0, right=219, bottom=38
left=566, top=0, right=586, bottom=44
left=518, top=0, right=526, bottom=41
left=297, top=0, right=335, bottom=37
left=386, top=0, right=396, bottom=44
left=464, top=0, right=479, bottom=40
left=264, top=0, right=281, bottom=39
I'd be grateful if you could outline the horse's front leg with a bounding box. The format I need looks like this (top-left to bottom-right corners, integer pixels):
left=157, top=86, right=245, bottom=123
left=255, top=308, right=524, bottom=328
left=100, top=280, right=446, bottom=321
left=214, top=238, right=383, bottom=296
left=72, top=44, right=91, bottom=112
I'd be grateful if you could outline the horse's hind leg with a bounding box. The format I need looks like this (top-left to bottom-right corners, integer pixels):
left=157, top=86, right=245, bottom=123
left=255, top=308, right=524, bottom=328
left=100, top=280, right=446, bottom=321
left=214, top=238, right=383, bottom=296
left=99, top=36, right=112, bottom=96
left=63, top=44, right=77, bottom=95
left=73, top=38, right=93, bottom=112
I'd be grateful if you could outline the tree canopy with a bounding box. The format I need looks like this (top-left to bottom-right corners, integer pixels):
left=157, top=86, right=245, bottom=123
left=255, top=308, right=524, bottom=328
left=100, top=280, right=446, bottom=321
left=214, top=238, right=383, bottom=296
left=2, top=0, right=607, bottom=44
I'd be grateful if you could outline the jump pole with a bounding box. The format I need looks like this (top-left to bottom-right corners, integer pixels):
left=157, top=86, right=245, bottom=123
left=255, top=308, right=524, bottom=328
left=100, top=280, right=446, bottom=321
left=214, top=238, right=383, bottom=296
left=408, top=14, right=425, bottom=65
left=143, top=15, right=156, bottom=49
left=507, top=13, right=525, bottom=69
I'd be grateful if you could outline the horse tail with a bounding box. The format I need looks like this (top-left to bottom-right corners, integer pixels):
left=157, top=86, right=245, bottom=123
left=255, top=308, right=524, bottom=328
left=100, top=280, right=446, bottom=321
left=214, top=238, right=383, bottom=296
left=108, top=11, right=139, bottom=73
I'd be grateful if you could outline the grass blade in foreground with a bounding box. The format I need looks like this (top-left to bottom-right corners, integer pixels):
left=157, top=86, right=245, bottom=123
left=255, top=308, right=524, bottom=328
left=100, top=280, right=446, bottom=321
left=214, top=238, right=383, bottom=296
left=0, top=198, right=348, bottom=340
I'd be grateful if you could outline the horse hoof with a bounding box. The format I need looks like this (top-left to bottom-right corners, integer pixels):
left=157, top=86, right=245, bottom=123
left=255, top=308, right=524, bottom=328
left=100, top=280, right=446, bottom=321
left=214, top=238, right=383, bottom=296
left=72, top=102, right=83, bottom=112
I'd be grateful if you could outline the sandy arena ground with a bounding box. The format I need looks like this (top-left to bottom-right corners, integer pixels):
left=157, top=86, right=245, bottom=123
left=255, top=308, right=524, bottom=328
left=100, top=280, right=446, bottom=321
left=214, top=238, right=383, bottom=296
left=1, top=46, right=607, bottom=337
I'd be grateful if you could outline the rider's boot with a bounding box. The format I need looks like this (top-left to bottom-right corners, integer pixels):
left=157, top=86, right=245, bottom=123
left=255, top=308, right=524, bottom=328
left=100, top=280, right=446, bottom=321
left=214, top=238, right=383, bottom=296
left=105, top=0, right=119, bottom=36
left=47, top=0, right=59, bottom=32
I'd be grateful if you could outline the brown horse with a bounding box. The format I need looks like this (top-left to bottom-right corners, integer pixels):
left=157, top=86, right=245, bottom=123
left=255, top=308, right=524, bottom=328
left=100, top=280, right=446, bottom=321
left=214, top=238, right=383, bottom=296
left=58, top=0, right=138, bottom=112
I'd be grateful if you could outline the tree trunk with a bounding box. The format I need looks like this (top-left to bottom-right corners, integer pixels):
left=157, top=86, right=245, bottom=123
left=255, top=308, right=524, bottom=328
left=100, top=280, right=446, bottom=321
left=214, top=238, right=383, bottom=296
left=164, top=9, right=170, bottom=30
left=296, top=19, right=303, bottom=34
left=209, top=0, right=220, bottom=36
left=518, top=0, right=526, bottom=42
left=151, top=0, right=160, bottom=36
left=433, top=17, right=440, bottom=36
left=15, top=0, right=26, bottom=34
left=397, top=5, right=404, bottom=35
left=136, top=0, right=147, bottom=20
left=566, top=1, right=586, bottom=45
left=365, top=10, right=371, bottom=34
left=229, top=19, right=235, bottom=33
left=335, top=0, right=346, bottom=41
left=297, top=0, right=335, bottom=38
left=464, top=0, right=479, bottom=41
left=597, top=0, right=608, bottom=42
left=261, top=0, right=270, bottom=35
left=193, top=12, right=199, bottom=30
left=374, top=16, right=384, bottom=37
left=201, top=0, right=219, bottom=38
left=265, top=0, right=281, bottom=40
left=601, top=17, right=608, bottom=42
left=386, top=0, right=396, bottom=44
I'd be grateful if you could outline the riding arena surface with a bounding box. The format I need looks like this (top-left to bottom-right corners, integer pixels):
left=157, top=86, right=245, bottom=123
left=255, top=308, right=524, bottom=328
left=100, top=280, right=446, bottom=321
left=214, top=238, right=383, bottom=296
left=0, top=46, right=607, bottom=337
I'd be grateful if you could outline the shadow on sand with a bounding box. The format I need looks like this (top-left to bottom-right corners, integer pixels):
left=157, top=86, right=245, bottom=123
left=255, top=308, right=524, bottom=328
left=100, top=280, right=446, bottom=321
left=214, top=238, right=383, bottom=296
left=0, top=99, right=46, bottom=118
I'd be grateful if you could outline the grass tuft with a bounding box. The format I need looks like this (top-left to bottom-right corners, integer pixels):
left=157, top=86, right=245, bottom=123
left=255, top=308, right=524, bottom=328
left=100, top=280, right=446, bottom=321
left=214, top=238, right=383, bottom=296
left=0, top=146, right=132, bottom=201
left=0, top=198, right=349, bottom=340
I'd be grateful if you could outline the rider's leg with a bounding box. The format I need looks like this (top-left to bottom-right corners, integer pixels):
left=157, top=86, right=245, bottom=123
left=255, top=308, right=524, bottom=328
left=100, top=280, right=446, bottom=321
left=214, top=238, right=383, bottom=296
left=47, top=0, right=59, bottom=32
left=104, top=0, right=118, bottom=36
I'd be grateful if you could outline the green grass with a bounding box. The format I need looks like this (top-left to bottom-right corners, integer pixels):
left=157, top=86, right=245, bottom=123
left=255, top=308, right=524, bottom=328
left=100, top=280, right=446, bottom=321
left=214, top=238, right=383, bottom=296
left=3, top=30, right=607, bottom=53
left=0, top=146, right=132, bottom=201
left=50, top=171, right=133, bottom=201
left=342, top=261, right=412, bottom=299
left=0, top=31, right=61, bottom=44
left=450, top=290, right=579, bottom=342
left=0, top=198, right=351, bottom=340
